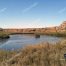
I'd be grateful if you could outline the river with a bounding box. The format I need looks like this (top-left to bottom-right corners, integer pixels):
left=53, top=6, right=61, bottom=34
left=0, top=34, right=64, bottom=50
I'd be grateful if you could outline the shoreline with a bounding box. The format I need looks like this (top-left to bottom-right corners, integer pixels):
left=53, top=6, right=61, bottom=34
left=0, top=40, right=66, bottom=66
left=0, top=32, right=10, bottom=39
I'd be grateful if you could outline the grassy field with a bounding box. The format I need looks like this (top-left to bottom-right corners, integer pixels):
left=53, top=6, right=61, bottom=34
left=0, top=40, right=66, bottom=66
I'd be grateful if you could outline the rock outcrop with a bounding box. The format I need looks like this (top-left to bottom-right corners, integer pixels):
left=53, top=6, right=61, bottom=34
left=57, top=21, right=66, bottom=33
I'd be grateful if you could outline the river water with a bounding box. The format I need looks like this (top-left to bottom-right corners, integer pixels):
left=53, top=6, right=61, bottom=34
left=0, top=34, right=64, bottom=50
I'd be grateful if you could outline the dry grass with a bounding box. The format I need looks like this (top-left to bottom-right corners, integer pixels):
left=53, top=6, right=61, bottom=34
left=0, top=31, right=10, bottom=39
left=0, top=40, right=66, bottom=66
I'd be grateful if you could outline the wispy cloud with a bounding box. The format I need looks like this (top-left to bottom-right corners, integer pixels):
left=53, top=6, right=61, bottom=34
left=22, top=2, right=38, bottom=13
left=27, top=18, right=44, bottom=28
left=0, top=8, right=7, bottom=13
left=52, top=7, right=66, bottom=19
left=58, top=8, right=66, bottom=14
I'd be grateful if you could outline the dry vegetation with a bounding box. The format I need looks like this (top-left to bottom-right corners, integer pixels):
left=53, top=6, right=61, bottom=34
left=0, top=31, right=10, bottom=39
left=0, top=40, right=66, bottom=66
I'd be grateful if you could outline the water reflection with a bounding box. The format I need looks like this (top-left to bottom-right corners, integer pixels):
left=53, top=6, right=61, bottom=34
left=0, top=34, right=64, bottom=50
left=0, top=39, right=9, bottom=45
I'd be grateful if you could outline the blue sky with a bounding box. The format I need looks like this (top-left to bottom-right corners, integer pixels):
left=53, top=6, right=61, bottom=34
left=0, top=0, right=66, bottom=28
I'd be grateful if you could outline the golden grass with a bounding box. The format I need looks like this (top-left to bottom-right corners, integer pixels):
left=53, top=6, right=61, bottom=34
left=0, top=40, right=66, bottom=66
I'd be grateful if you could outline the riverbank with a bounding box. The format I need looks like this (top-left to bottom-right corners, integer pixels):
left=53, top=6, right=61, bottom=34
left=35, top=32, right=66, bottom=37
left=0, top=40, right=66, bottom=66
left=0, top=32, right=10, bottom=39
left=3, top=21, right=66, bottom=36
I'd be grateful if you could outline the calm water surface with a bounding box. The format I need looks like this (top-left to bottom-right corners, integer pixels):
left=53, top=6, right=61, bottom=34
left=0, top=34, right=64, bottom=50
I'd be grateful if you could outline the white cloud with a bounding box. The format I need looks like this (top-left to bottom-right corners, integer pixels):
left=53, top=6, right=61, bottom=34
left=22, top=2, right=38, bottom=13
left=0, top=8, right=7, bottom=13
